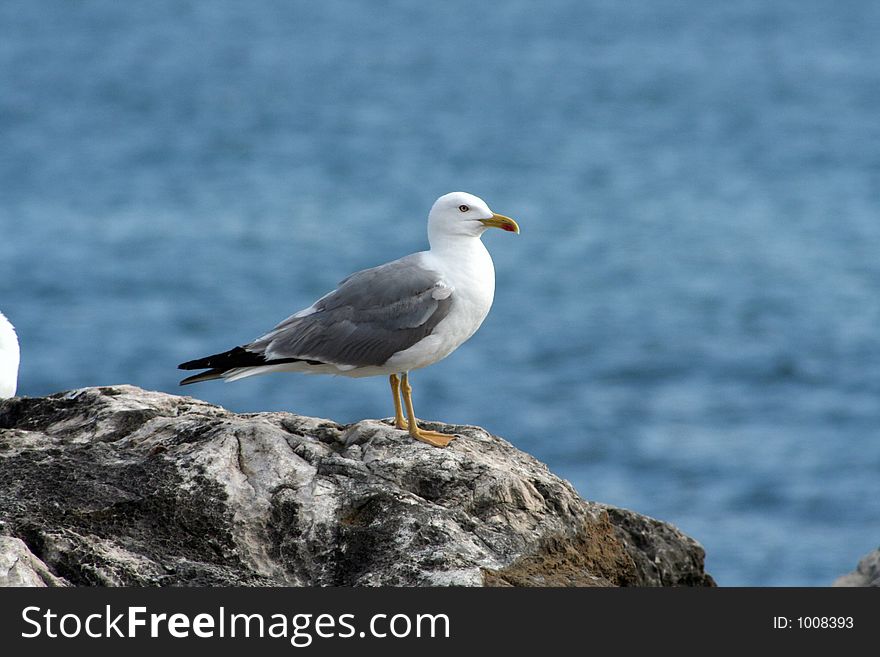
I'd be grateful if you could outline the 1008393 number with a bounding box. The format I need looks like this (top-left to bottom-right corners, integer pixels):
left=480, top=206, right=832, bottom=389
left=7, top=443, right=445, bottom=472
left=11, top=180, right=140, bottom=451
left=797, top=617, right=854, bottom=629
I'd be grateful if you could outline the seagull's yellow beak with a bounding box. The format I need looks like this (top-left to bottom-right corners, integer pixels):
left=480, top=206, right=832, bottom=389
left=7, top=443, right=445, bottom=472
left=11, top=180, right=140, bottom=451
left=479, top=213, right=520, bottom=234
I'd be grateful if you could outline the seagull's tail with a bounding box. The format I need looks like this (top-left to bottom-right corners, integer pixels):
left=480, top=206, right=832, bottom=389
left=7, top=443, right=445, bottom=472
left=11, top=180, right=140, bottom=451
left=178, top=346, right=308, bottom=385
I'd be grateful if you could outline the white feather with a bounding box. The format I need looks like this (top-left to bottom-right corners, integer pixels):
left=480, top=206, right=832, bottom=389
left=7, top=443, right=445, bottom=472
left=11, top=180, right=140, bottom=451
left=0, top=311, right=20, bottom=399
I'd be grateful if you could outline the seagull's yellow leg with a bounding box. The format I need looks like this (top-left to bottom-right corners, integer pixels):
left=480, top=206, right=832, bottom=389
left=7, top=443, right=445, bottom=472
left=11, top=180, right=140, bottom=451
left=389, top=374, right=407, bottom=430
left=400, top=372, right=455, bottom=448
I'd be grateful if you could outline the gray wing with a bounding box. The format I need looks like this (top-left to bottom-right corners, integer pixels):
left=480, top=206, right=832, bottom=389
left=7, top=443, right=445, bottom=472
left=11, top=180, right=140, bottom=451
left=247, top=254, right=454, bottom=367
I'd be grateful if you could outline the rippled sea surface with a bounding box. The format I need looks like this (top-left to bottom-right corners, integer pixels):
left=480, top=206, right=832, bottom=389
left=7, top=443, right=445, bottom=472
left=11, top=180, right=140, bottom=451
left=2, top=0, right=879, bottom=586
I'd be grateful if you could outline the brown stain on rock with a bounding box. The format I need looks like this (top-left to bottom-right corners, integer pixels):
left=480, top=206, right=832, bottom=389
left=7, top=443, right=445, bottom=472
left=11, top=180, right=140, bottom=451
left=482, top=511, right=638, bottom=587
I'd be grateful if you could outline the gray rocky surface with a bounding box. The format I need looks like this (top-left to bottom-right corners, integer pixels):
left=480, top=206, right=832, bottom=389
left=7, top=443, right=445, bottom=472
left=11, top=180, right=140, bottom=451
left=0, top=385, right=714, bottom=587
left=833, top=547, right=880, bottom=587
left=0, top=535, right=68, bottom=586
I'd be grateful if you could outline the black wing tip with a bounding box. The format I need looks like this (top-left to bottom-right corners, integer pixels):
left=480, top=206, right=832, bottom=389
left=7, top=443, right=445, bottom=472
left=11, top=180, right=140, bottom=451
left=177, top=346, right=255, bottom=386
left=179, top=369, right=225, bottom=386
left=178, top=346, right=262, bottom=372
left=178, top=358, right=208, bottom=371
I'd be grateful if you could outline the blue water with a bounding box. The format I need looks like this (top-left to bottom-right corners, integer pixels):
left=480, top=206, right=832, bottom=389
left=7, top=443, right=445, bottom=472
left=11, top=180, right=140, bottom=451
left=2, top=0, right=878, bottom=586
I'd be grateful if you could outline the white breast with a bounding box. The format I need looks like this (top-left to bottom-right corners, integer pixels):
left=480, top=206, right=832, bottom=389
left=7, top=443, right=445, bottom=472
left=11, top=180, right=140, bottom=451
left=385, top=242, right=495, bottom=373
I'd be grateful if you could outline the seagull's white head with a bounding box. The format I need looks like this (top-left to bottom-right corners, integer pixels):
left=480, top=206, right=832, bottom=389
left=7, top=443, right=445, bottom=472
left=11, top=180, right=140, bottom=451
left=427, top=192, right=519, bottom=247
left=0, top=311, right=20, bottom=399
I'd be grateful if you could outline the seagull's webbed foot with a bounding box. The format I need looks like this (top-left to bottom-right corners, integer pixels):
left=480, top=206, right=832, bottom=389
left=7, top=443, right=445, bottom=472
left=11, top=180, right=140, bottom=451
left=409, top=427, right=456, bottom=448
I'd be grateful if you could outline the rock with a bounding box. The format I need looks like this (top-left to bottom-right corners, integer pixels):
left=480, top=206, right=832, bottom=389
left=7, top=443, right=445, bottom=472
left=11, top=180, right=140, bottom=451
left=833, top=548, right=880, bottom=587
left=0, top=385, right=714, bottom=587
left=0, top=536, right=68, bottom=586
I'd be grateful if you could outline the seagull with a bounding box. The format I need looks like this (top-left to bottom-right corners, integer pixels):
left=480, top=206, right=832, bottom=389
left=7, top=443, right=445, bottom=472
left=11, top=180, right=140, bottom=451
left=0, top=311, right=20, bottom=399
left=178, top=192, right=519, bottom=447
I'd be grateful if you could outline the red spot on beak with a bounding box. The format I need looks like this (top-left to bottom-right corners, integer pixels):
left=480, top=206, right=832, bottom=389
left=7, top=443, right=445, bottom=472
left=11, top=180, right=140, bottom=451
left=502, top=224, right=515, bottom=232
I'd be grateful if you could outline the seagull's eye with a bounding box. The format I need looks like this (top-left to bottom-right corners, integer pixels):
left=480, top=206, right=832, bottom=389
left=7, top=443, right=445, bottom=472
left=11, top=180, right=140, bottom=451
left=458, top=204, right=470, bottom=212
